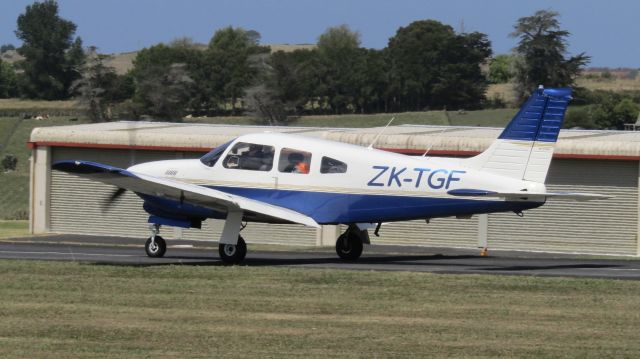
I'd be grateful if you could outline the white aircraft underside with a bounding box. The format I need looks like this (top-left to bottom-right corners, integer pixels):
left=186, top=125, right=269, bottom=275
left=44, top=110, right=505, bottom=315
left=53, top=87, right=606, bottom=263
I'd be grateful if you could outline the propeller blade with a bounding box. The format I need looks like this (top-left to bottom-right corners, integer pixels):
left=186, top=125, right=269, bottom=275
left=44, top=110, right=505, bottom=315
left=102, top=187, right=126, bottom=211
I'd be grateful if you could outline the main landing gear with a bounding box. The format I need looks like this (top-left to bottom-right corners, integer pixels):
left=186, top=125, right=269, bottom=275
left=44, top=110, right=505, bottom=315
left=143, top=223, right=247, bottom=264
left=145, top=223, right=166, bottom=258
left=335, top=225, right=369, bottom=260
left=218, top=235, right=247, bottom=264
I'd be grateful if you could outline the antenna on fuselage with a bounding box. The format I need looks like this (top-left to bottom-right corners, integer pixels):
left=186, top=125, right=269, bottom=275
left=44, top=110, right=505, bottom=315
left=367, top=117, right=395, bottom=150
left=422, top=127, right=448, bottom=157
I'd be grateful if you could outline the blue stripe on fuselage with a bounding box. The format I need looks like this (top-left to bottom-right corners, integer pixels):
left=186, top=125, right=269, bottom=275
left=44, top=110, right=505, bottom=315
left=138, top=187, right=543, bottom=224
left=208, top=186, right=542, bottom=223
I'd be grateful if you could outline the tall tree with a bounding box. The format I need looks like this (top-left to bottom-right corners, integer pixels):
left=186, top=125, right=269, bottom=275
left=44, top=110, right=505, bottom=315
left=316, top=25, right=366, bottom=113
left=136, top=63, right=195, bottom=119
left=71, top=47, right=118, bottom=122
left=387, top=20, right=491, bottom=111
left=206, top=27, right=268, bottom=114
left=267, top=49, right=324, bottom=114
left=357, top=48, right=390, bottom=113
left=510, top=10, right=590, bottom=103
left=131, top=40, right=203, bottom=117
left=15, top=0, right=85, bottom=99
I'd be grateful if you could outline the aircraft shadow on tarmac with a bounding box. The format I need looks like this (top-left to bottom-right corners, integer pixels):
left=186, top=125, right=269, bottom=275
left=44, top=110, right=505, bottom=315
left=88, top=253, right=481, bottom=268
left=87, top=252, right=624, bottom=273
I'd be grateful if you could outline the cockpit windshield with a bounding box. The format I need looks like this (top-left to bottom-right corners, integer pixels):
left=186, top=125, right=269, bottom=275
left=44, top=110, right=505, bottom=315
left=200, top=139, right=235, bottom=167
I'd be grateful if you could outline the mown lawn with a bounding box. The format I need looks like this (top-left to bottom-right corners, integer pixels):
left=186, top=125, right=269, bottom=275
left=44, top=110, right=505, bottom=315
left=0, top=260, right=638, bottom=358
left=0, top=220, right=28, bottom=238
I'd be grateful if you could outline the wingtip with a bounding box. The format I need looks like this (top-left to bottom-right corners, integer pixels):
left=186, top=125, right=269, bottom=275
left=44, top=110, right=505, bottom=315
left=302, top=218, right=321, bottom=228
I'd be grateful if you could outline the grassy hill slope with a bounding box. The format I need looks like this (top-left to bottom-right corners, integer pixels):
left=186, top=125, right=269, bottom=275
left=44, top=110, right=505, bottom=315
left=0, top=117, right=89, bottom=219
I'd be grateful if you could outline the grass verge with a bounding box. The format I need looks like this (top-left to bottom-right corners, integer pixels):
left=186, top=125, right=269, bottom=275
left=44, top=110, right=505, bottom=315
left=0, top=220, right=28, bottom=238
left=0, top=260, right=638, bottom=358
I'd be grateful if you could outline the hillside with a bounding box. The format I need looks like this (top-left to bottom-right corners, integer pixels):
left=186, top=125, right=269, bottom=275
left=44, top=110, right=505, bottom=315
left=103, top=43, right=316, bottom=74
left=0, top=116, right=90, bottom=219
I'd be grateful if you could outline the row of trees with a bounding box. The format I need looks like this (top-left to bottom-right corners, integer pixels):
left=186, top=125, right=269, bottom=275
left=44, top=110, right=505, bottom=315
left=4, top=2, right=636, bottom=128
left=103, top=20, right=493, bottom=122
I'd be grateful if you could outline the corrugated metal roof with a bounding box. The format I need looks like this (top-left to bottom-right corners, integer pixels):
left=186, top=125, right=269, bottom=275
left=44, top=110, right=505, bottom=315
left=30, top=121, right=640, bottom=159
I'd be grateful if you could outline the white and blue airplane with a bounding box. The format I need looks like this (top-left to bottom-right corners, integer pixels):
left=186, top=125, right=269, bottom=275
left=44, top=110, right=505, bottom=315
left=53, top=86, right=605, bottom=264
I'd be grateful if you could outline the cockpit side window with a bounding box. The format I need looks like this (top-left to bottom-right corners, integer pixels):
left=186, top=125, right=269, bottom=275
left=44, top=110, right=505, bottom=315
left=320, top=156, right=347, bottom=174
left=278, top=148, right=312, bottom=174
left=222, top=142, right=275, bottom=171
left=200, top=139, right=234, bottom=167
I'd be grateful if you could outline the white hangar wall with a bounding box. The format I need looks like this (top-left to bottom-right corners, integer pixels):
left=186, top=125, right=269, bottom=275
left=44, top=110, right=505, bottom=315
left=30, top=122, right=640, bottom=256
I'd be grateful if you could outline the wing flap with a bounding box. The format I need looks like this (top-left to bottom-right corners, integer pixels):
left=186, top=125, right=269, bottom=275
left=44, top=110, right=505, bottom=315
left=53, top=160, right=319, bottom=228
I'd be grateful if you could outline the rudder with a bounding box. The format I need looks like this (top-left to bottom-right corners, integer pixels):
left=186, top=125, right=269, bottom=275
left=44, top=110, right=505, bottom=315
left=463, top=86, right=572, bottom=183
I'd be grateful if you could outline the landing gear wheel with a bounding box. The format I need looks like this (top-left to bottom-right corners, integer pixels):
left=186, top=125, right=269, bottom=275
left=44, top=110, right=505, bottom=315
left=336, top=231, right=363, bottom=260
left=219, top=236, right=247, bottom=264
left=145, top=235, right=166, bottom=258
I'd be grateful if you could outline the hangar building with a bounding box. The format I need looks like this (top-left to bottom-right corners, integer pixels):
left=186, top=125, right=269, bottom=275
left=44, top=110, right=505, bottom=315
left=29, top=121, right=640, bottom=256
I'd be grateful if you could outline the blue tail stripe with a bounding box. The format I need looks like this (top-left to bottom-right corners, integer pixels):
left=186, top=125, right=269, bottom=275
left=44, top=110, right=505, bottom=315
left=498, top=87, right=572, bottom=143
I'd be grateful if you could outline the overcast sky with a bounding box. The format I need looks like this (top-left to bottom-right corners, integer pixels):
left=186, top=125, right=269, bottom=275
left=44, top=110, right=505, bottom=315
left=1, top=0, right=638, bottom=68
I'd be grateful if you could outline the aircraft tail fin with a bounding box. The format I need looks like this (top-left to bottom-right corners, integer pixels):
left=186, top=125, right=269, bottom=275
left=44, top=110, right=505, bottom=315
left=462, top=86, right=572, bottom=183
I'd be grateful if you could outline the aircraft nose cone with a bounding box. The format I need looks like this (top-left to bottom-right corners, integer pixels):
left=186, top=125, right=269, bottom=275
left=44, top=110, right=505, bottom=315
left=127, top=162, right=155, bottom=175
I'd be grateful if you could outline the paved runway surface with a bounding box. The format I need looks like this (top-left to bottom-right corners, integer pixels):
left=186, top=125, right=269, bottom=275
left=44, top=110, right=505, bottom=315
left=1, top=234, right=640, bottom=279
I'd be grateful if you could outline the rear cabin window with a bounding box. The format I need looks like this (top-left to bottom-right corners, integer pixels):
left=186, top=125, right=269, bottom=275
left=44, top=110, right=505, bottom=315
left=320, top=156, right=347, bottom=174
left=278, top=148, right=312, bottom=174
left=222, top=142, right=275, bottom=171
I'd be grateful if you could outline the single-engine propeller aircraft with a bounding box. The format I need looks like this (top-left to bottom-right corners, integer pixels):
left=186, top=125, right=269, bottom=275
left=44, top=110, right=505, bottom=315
left=53, top=86, right=606, bottom=264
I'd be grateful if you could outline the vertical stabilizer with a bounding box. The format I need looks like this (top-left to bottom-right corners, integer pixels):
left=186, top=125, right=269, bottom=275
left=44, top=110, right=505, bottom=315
left=463, top=86, right=572, bottom=183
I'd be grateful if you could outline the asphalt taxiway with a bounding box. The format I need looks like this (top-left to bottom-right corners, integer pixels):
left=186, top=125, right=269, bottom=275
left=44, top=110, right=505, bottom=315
left=1, top=234, right=639, bottom=279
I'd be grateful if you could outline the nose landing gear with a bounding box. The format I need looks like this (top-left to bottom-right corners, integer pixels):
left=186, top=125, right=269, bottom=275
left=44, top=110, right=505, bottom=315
left=145, top=223, right=166, bottom=258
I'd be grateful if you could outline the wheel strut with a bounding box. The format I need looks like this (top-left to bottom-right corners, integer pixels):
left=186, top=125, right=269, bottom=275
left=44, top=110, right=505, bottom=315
left=145, top=223, right=166, bottom=258
left=149, top=223, right=160, bottom=244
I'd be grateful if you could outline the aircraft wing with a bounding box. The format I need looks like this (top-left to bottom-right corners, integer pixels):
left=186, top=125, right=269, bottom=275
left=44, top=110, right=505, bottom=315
left=447, top=189, right=610, bottom=201
left=52, top=160, right=320, bottom=228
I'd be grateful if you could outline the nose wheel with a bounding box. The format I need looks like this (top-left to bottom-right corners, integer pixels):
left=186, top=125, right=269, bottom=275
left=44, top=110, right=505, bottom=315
left=145, top=235, right=166, bottom=257
left=145, top=223, right=166, bottom=258
left=219, top=235, right=247, bottom=264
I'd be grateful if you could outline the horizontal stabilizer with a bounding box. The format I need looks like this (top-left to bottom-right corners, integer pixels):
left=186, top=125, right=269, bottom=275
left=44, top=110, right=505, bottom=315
left=539, top=192, right=611, bottom=201
left=448, top=188, right=610, bottom=201
left=53, top=160, right=320, bottom=228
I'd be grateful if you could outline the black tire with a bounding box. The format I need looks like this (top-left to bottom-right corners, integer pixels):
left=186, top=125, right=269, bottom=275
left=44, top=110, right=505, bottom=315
left=145, top=235, right=166, bottom=258
left=335, top=231, right=363, bottom=260
left=218, top=235, right=247, bottom=264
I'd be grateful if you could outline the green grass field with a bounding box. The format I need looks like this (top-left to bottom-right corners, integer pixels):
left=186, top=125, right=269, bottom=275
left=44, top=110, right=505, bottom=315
left=0, top=117, right=89, bottom=219
left=0, top=259, right=638, bottom=358
left=0, top=98, right=75, bottom=110
left=0, top=220, right=28, bottom=238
